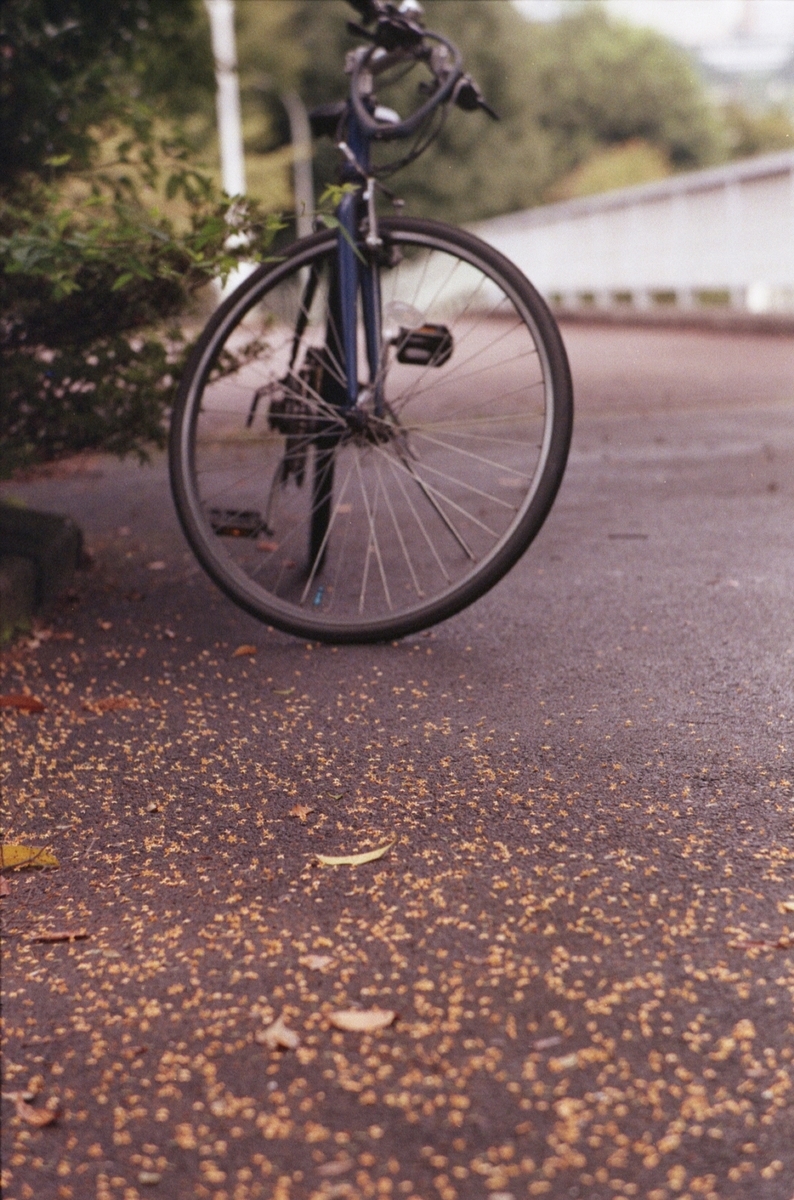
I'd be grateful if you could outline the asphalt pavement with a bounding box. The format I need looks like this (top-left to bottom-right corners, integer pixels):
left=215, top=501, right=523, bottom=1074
left=2, top=323, right=793, bottom=1200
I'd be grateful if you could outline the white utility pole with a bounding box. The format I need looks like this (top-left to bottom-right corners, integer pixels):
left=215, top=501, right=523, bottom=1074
left=282, top=92, right=315, bottom=238
left=204, top=0, right=246, bottom=198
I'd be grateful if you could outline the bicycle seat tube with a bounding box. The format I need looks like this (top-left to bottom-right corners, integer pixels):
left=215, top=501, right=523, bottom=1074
left=334, top=110, right=382, bottom=410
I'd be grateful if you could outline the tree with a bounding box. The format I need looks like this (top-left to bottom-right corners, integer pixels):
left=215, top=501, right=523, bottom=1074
left=0, top=0, right=279, bottom=476
left=236, top=0, right=727, bottom=223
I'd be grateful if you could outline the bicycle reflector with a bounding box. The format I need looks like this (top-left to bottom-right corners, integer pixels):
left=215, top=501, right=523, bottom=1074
left=395, top=323, right=453, bottom=366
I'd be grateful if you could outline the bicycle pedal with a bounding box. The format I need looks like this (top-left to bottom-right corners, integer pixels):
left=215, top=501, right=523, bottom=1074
left=395, top=323, right=453, bottom=366
left=209, top=509, right=263, bottom=538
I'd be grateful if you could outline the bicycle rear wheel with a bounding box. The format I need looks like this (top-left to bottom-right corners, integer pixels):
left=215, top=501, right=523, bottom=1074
left=169, top=217, right=573, bottom=642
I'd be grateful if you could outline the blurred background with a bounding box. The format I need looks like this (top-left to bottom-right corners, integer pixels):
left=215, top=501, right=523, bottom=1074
left=177, top=0, right=794, bottom=222
left=2, top=0, right=792, bottom=477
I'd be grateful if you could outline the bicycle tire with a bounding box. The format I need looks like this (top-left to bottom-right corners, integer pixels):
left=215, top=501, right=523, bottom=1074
left=169, top=217, right=573, bottom=643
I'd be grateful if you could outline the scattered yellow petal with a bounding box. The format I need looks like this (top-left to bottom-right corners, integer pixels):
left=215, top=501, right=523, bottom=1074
left=0, top=845, right=59, bottom=870
left=255, top=1014, right=300, bottom=1051
left=315, top=839, right=396, bottom=867
left=329, top=1009, right=396, bottom=1033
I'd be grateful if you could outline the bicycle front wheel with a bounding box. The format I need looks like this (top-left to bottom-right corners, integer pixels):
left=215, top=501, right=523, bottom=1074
left=169, top=217, right=573, bottom=643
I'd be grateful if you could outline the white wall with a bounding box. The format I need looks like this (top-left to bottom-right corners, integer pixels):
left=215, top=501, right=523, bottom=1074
left=470, top=150, right=794, bottom=312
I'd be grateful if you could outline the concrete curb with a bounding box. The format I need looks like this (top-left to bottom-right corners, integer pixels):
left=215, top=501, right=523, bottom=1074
left=551, top=306, right=794, bottom=336
left=0, top=505, right=84, bottom=645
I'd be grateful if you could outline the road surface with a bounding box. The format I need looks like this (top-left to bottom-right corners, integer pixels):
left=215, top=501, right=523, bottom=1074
left=2, top=323, right=793, bottom=1200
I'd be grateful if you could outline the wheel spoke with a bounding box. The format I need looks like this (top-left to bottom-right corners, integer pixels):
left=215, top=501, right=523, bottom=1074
left=171, top=222, right=570, bottom=641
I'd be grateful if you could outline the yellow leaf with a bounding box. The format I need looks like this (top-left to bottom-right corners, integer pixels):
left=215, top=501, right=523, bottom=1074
left=0, top=845, right=59, bottom=870
left=315, top=839, right=396, bottom=867
left=232, top=644, right=257, bottom=657
left=255, top=1014, right=299, bottom=1051
left=299, top=954, right=335, bottom=971
left=1, top=1093, right=60, bottom=1126
left=289, top=804, right=314, bottom=822
left=329, top=1009, right=396, bottom=1033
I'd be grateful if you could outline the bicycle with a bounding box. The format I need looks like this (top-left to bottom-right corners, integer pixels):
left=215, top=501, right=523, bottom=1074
left=169, top=0, right=573, bottom=643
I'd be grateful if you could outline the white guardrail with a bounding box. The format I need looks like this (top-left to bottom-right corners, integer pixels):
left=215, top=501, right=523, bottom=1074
left=471, top=149, right=794, bottom=314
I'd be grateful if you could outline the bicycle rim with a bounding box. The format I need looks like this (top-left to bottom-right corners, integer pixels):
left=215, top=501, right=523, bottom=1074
left=170, top=219, right=572, bottom=642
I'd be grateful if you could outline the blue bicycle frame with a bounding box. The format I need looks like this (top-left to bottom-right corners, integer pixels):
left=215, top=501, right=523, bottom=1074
left=333, top=109, right=384, bottom=414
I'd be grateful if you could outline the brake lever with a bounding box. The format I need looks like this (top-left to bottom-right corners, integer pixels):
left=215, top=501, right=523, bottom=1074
left=452, top=75, right=499, bottom=120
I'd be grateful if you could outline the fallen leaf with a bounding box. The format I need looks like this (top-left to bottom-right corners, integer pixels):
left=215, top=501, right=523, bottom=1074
left=300, top=954, right=335, bottom=971
left=32, top=929, right=88, bottom=944
left=549, top=1052, right=580, bottom=1072
left=2, top=1092, right=60, bottom=1127
left=0, top=694, right=45, bottom=712
left=233, top=644, right=257, bottom=657
left=779, top=899, right=794, bottom=914
left=97, top=619, right=112, bottom=631
left=289, top=803, right=314, bottom=822
left=318, top=1158, right=354, bottom=1178
left=273, top=687, right=294, bottom=696
left=256, top=539, right=279, bottom=552
left=532, top=1035, right=562, bottom=1051
left=329, top=1009, right=396, bottom=1033
left=147, top=560, right=166, bottom=570
left=0, top=878, right=10, bottom=897
left=0, top=845, right=59, bottom=870
left=255, top=1014, right=300, bottom=1051
left=138, top=1172, right=162, bottom=1185
left=316, top=839, right=396, bottom=867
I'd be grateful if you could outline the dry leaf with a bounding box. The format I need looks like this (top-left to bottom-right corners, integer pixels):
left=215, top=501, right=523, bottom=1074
left=0, top=694, right=45, bottom=712
left=256, top=1014, right=300, bottom=1051
left=318, top=1158, right=354, bottom=1178
left=256, top=539, right=279, bottom=552
left=300, top=954, right=335, bottom=971
left=0, top=845, right=59, bottom=870
left=329, top=1009, right=396, bottom=1033
left=32, top=929, right=88, bottom=944
left=0, top=878, right=10, bottom=897
left=233, top=644, right=257, bottom=657
left=2, top=1093, right=60, bottom=1127
left=138, top=1172, right=162, bottom=1185
left=779, top=899, right=794, bottom=914
left=532, top=1036, right=562, bottom=1051
left=147, top=560, right=166, bottom=571
left=316, top=839, right=396, bottom=867
left=549, top=1052, right=580, bottom=1072
left=289, top=803, right=314, bottom=822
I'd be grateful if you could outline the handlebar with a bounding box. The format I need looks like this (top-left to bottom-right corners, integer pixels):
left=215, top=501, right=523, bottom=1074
left=343, top=0, right=496, bottom=140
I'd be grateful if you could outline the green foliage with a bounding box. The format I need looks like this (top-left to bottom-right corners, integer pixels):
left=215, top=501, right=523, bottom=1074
left=242, top=0, right=727, bottom=223
left=530, top=5, right=726, bottom=177
left=720, top=102, right=794, bottom=160
left=0, top=0, right=214, bottom=194
left=0, top=0, right=282, bottom=476
left=0, top=175, right=284, bottom=475
left=549, top=138, right=672, bottom=201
